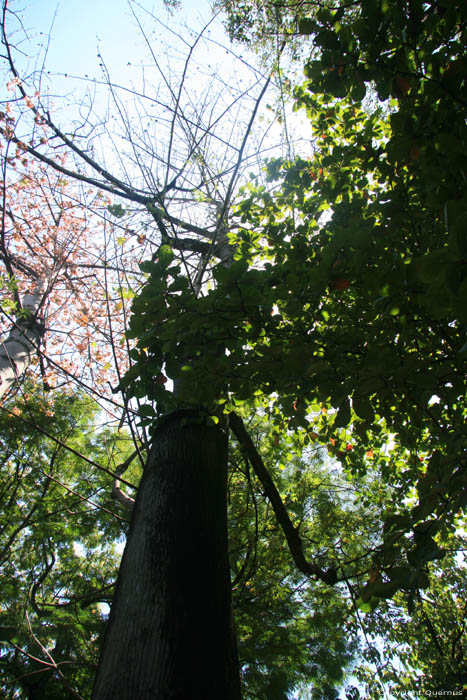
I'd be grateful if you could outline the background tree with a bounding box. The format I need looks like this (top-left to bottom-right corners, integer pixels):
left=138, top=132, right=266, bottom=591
left=0, top=111, right=138, bottom=402
left=353, top=540, right=467, bottom=696
left=0, top=385, right=135, bottom=699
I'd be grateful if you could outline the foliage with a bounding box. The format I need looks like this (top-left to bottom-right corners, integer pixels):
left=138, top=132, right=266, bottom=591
left=0, top=387, right=463, bottom=698
left=229, top=413, right=361, bottom=699
left=2, top=0, right=467, bottom=697
left=0, top=386, right=134, bottom=699
left=215, top=0, right=296, bottom=44
left=215, top=0, right=335, bottom=50
left=0, top=387, right=362, bottom=700
left=353, top=541, right=467, bottom=697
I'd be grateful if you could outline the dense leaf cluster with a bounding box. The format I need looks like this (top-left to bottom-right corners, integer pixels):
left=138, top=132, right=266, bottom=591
left=125, top=0, right=466, bottom=607
left=0, top=389, right=131, bottom=698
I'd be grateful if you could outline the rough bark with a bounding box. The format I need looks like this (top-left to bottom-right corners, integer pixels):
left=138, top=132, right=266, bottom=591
left=92, top=409, right=241, bottom=700
left=0, top=282, right=45, bottom=400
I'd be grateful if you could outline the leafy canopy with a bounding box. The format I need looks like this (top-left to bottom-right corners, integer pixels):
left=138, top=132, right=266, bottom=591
left=123, top=0, right=467, bottom=615
left=0, top=387, right=133, bottom=699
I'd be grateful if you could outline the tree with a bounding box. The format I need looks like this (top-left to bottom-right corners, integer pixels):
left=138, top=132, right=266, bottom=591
left=353, top=540, right=467, bottom=697
left=0, top=279, right=46, bottom=400
left=0, top=115, right=135, bottom=400
left=1, top=0, right=466, bottom=698
left=0, top=385, right=134, bottom=699
left=1, top=4, right=304, bottom=696
left=0, top=386, right=362, bottom=700
left=116, top=0, right=467, bottom=692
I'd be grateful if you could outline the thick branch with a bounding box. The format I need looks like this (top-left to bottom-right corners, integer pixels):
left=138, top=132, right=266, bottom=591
left=229, top=413, right=337, bottom=586
left=111, top=450, right=138, bottom=511
left=0, top=280, right=46, bottom=399
left=3, top=129, right=217, bottom=253
left=169, top=236, right=218, bottom=256
left=0, top=129, right=151, bottom=205
left=146, top=202, right=215, bottom=240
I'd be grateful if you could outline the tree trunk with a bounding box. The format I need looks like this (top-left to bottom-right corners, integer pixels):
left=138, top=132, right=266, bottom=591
left=0, top=281, right=45, bottom=400
left=92, top=409, right=241, bottom=700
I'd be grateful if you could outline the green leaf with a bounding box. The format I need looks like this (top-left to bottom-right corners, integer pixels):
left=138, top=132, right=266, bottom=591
left=353, top=397, right=375, bottom=422
left=371, top=580, right=400, bottom=599
left=298, top=17, right=316, bottom=35
left=107, top=203, right=126, bottom=218
left=0, top=626, right=16, bottom=641
left=334, top=399, right=351, bottom=428
left=138, top=404, right=157, bottom=418
left=315, top=29, right=340, bottom=51
left=356, top=596, right=379, bottom=613
left=157, top=244, right=175, bottom=269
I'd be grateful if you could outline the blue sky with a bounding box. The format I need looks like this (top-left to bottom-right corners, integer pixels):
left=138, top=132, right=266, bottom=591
left=5, top=0, right=274, bottom=186
left=8, top=0, right=238, bottom=113
left=16, top=0, right=219, bottom=78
